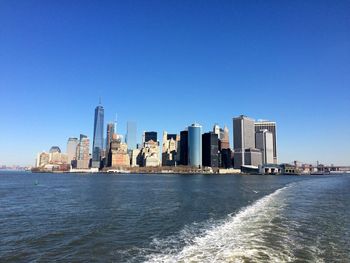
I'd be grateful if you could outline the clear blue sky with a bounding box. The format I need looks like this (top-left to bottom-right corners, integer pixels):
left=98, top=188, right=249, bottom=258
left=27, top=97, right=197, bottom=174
left=1, top=0, right=349, bottom=166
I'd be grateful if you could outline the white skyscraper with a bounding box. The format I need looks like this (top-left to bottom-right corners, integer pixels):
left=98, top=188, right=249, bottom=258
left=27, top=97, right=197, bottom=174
left=255, top=129, right=274, bottom=164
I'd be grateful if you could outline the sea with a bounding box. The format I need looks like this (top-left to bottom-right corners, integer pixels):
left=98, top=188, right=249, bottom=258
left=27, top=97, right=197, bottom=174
left=0, top=171, right=349, bottom=262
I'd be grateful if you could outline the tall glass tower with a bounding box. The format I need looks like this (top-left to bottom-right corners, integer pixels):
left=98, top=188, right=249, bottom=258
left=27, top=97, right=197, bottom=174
left=188, top=123, right=202, bottom=167
left=92, top=104, right=104, bottom=168
left=126, top=121, right=137, bottom=150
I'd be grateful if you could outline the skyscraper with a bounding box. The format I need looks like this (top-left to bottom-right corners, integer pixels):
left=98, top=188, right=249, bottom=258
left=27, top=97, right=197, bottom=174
left=233, top=115, right=256, bottom=169
left=92, top=104, right=104, bottom=168
left=162, top=131, right=179, bottom=166
left=67, top=137, right=78, bottom=166
left=126, top=121, right=137, bottom=150
left=105, top=122, right=115, bottom=166
left=188, top=123, right=202, bottom=167
left=179, top=130, right=188, bottom=165
left=220, top=125, right=230, bottom=149
left=255, top=120, right=278, bottom=163
left=256, top=129, right=274, bottom=164
left=77, top=134, right=90, bottom=169
left=202, top=132, right=219, bottom=167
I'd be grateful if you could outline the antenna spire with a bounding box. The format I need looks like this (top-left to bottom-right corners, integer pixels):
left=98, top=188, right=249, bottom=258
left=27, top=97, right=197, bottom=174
left=99, top=97, right=102, bottom=105
left=114, top=113, right=118, bottom=134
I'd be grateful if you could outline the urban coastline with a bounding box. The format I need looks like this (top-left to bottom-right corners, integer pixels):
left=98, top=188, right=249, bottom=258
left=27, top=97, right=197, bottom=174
left=32, top=103, right=350, bottom=176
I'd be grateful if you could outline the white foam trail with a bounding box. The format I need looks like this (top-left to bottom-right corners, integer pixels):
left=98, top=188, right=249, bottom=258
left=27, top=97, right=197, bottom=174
left=145, top=185, right=296, bottom=263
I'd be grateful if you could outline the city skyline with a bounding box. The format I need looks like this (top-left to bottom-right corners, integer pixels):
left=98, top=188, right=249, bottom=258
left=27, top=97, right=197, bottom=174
left=1, top=1, right=349, bottom=166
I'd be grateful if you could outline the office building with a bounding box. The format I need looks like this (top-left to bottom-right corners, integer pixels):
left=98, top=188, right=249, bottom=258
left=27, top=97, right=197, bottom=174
left=92, top=104, right=104, bottom=168
left=140, top=140, right=160, bottom=167
left=109, top=138, right=130, bottom=167
left=256, top=129, right=274, bottom=164
left=233, top=115, right=256, bottom=169
left=220, top=125, right=230, bottom=150
left=126, top=121, right=137, bottom=150
left=36, top=152, right=49, bottom=167
left=255, top=120, right=278, bottom=163
left=105, top=123, right=115, bottom=166
left=202, top=132, right=219, bottom=168
left=77, top=134, right=90, bottom=169
left=179, top=130, right=188, bottom=165
left=213, top=124, right=221, bottom=138
left=67, top=138, right=78, bottom=166
left=162, top=131, right=179, bottom=166
left=130, top=149, right=141, bottom=167
left=188, top=123, right=202, bottom=167
left=221, top=148, right=233, bottom=168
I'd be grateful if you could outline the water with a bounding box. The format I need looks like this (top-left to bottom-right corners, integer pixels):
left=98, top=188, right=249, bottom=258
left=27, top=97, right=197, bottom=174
left=1, top=172, right=349, bottom=262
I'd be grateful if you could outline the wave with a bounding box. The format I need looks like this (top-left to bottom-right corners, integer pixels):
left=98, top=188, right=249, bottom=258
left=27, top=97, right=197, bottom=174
left=145, top=184, right=297, bottom=263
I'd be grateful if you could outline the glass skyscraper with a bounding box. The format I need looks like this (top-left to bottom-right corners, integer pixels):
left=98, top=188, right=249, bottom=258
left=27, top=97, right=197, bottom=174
left=188, top=123, right=202, bottom=167
left=92, top=104, right=104, bottom=168
left=126, top=121, right=137, bottom=150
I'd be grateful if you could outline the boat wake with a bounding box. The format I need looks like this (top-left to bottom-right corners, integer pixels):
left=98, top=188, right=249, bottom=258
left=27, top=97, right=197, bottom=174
left=145, top=184, right=299, bottom=263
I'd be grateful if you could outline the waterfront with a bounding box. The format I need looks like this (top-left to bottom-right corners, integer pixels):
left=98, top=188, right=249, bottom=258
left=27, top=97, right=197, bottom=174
left=1, top=172, right=349, bottom=262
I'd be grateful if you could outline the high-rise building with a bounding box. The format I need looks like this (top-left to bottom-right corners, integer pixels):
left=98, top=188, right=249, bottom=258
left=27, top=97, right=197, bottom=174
left=144, top=131, right=157, bottom=143
left=162, top=131, right=179, bottom=166
left=77, top=134, right=90, bottom=169
left=233, top=115, right=255, bottom=149
left=36, top=152, right=49, bottom=167
left=140, top=140, right=160, bottom=167
left=179, top=130, right=188, bottom=165
left=130, top=149, right=141, bottom=167
left=126, top=122, right=137, bottom=150
left=188, top=123, right=202, bottom=167
left=67, top=138, right=78, bottom=166
left=109, top=138, right=130, bottom=167
left=92, top=104, right=104, bottom=168
left=255, top=121, right=278, bottom=163
left=220, top=125, right=230, bottom=150
left=202, top=132, right=219, bottom=168
left=105, top=123, right=115, bottom=167
left=256, top=129, right=274, bottom=164
left=233, top=115, right=256, bottom=169
left=213, top=124, right=221, bottom=138
left=220, top=148, right=233, bottom=168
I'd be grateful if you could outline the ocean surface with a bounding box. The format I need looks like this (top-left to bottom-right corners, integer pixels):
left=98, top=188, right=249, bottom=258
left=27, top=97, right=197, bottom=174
left=0, top=172, right=349, bottom=262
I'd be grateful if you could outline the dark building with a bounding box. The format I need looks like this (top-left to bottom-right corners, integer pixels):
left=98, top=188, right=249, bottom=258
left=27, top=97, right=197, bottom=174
left=221, top=148, right=233, bottom=168
left=179, top=130, right=188, bottom=165
left=202, top=132, right=219, bottom=168
left=144, top=131, right=157, bottom=143
left=167, top=134, right=177, bottom=141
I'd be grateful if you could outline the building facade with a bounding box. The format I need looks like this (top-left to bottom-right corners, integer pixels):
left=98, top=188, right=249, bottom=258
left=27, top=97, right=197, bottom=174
left=179, top=130, right=188, bottom=165
left=67, top=138, right=78, bottom=166
left=162, top=131, right=179, bottom=166
left=202, top=132, right=219, bottom=168
left=188, top=123, right=202, bottom=167
left=109, top=138, right=130, bottom=167
left=105, top=122, right=115, bottom=166
left=77, top=134, right=90, bottom=169
left=233, top=115, right=256, bottom=169
left=126, top=121, right=137, bottom=150
left=254, top=121, right=277, bottom=164
left=255, top=129, right=274, bottom=164
left=220, top=125, right=230, bottom=150
left=140, top=140, right=160, bottom=167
